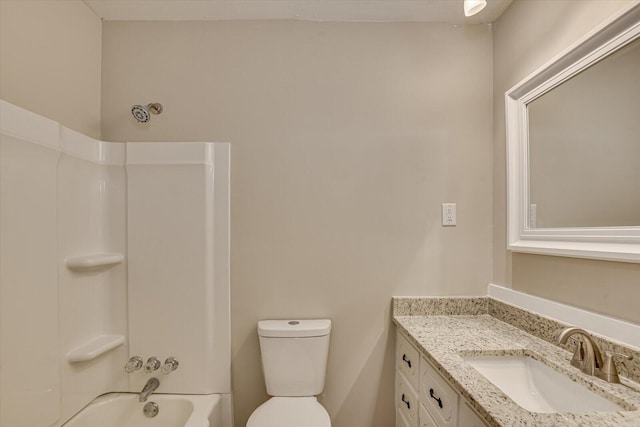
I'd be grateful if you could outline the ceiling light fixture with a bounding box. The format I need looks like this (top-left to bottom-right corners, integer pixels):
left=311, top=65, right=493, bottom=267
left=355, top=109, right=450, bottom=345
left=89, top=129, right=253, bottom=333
left=464, top=0, right=487, bottom=17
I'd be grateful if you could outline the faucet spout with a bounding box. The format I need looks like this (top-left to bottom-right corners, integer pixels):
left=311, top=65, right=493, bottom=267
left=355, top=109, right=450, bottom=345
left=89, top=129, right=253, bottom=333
left=139, top=377, right=160, bottom=402
left=557, top=327, right=603, bottom=376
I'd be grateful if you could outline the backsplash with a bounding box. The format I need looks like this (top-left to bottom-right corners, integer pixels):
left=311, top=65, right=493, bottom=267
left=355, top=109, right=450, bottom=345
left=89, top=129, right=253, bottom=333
left=392, top=296, right=488, bottom=316
left=392, top=296, right=640, bottom=384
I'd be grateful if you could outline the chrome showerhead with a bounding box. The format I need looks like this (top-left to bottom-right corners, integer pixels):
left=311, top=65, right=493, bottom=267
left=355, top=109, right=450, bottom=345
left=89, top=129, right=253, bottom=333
left=131, top=103, right=163, bottom=123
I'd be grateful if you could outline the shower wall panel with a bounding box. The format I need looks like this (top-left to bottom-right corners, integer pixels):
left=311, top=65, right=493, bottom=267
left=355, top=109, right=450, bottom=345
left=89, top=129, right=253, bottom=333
left=56, top=127, right=129, bottom=422
left=0, top=101, right=128, bottom=427
left=0, top=125, right=61, bottom=427
left=126, top=142, right=231, bottom=395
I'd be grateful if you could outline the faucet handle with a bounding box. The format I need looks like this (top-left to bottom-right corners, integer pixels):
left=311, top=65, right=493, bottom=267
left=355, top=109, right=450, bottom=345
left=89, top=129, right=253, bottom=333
left=161, top=357, right=179, bottom=374
left=125, top=356, right=143, bottom=373
left=569, top=340, right=585, bottom=369
left=601, top=352, right=633, bottom=384
left=144, top=356, right=161, bottom=373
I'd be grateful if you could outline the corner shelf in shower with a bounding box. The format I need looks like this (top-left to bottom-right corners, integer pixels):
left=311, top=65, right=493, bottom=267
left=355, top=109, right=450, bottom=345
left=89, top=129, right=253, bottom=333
left=67, top=334, right=125, bottom=363
left=65, top=253, right=124, bottom=271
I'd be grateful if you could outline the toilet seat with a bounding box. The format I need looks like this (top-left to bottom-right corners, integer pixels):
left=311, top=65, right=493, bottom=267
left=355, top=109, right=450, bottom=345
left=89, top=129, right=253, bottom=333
left=246, top=397, right=331, bottom=427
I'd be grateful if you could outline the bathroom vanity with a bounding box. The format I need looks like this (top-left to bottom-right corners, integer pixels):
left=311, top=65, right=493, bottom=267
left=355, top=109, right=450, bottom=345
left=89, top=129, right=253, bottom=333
left=393, top=297, right=640, bottom=427
left=395, top=330, right=487, bottom=427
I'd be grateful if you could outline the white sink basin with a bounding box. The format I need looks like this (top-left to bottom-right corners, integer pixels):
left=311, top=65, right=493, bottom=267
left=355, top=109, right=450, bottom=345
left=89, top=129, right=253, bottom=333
left=463, top=355, right=623, bottom=413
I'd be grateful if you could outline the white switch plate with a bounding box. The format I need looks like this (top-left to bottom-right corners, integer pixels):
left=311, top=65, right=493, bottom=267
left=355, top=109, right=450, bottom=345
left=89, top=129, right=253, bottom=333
left=442, top=203, right=456, bottom=226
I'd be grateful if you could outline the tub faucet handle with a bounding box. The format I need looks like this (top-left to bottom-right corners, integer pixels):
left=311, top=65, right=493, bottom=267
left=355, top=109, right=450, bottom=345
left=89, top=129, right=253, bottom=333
left=161, top=357, right=179, bottom=374
left=144, top=356, right=161, bottom=373
left=125, top=356, right=143, bottom=373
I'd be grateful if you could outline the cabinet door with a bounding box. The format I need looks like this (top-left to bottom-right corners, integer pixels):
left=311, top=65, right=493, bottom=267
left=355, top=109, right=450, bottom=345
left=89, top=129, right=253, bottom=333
left=396, top=371, right=419, bottom=427
left=419, top=404, right=438, bottom=427
left=458, top=401, right=489, bottom=427
left=419, top=356, right=458, bottom=426
left=396, top=332, right=420, bottom=390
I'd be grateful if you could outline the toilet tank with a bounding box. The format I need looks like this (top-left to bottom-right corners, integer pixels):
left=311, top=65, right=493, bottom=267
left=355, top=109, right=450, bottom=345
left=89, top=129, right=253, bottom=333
left=258, top=319, right=331, bottom=397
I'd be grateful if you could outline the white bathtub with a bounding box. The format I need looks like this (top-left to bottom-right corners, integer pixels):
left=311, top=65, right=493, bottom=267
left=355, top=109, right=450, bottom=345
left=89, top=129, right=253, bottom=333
left=62, top=393, right=223, bottom=427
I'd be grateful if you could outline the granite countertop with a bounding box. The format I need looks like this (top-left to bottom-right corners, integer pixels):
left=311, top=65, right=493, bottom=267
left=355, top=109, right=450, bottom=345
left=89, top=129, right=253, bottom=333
left=393, top=301, right=640, bottom=426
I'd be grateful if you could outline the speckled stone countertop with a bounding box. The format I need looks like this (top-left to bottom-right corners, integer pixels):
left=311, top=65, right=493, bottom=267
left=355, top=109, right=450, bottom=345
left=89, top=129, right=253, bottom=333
left=393, top=297, right=640, bottom=426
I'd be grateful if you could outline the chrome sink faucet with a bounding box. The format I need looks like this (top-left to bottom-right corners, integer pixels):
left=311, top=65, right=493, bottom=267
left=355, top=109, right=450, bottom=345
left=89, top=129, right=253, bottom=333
left=557, top=326, right=633, bottom=383
left=139, top=377, right=160, bottom=402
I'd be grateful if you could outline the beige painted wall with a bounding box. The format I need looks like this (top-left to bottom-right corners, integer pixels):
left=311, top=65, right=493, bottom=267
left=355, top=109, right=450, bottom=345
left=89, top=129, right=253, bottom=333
left=0, top=0, right=102, bottom=138
left=492, top=0, right=640, bottom=323
left=101, top=21, right=493, bottom=427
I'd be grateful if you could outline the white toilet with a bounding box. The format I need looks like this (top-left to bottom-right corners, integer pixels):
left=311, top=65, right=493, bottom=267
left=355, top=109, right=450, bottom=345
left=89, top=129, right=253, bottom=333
left=247, top=319, right=332, bottom=427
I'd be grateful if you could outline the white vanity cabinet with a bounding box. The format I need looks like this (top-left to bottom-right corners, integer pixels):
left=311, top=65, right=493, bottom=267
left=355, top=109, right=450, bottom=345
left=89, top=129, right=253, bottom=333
left=458, top=402, right=488, bottom=427
left=395, top=331, right=488, bottom=427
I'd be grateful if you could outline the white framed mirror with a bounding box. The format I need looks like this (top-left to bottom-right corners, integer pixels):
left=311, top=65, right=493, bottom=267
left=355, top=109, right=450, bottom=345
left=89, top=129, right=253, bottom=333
left=506, top=2, right=640, bottom=263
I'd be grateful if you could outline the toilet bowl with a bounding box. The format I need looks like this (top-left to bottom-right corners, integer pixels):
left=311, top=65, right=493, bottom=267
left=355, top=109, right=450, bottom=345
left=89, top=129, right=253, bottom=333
left=246, top=319, right=332, bottom=427
left=246, top=397, right=330, bottom=427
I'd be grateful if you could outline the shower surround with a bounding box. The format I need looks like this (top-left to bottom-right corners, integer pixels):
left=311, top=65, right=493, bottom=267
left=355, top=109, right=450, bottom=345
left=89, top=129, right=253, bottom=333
left=0, top=100, right=232, bottom=427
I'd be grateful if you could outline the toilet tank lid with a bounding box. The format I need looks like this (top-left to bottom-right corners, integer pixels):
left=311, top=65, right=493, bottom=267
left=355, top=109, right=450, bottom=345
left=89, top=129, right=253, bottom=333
left=258, top=319, right=331, bottom=338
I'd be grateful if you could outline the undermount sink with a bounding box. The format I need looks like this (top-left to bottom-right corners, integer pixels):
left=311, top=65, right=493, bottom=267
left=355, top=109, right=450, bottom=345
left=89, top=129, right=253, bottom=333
left=462, top=355, right=624, bottom=413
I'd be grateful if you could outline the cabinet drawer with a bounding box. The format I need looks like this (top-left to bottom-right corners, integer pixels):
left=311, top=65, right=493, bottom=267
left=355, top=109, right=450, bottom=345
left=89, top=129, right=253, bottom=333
left=396, top=332, right=420, bottom=390
left=458, top=401, right=489, bottom=427
left=397, top=407, right=412, bottom=427
left=419, top=356, right=458, bottom=426
left=396, top=371, right=419, bottom=427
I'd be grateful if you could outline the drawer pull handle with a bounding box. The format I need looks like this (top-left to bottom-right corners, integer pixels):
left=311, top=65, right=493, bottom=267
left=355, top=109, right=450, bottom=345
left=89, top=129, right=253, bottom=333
left=429, top=388, right=443, bottom=409
left=401, top=393, right=411, bottom=410
left=402, top=354, right=412, bottom=368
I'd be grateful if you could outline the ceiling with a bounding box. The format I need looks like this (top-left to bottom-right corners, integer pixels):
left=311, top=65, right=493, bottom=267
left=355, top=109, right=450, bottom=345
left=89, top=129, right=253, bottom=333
left=83, top=0, right=513, bottom=24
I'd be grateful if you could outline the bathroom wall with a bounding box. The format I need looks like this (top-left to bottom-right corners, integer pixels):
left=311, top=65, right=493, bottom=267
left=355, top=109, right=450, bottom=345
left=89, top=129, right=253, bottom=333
left=492, top=0, right=640, bottom=324
left=0, top=0, right=102, bottom=139
left=101, top=21, right=493, bottom=427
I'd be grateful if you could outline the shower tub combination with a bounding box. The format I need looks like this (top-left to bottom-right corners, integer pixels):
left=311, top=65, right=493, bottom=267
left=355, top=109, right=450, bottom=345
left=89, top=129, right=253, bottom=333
left=0, top=100, right=232, bottom=427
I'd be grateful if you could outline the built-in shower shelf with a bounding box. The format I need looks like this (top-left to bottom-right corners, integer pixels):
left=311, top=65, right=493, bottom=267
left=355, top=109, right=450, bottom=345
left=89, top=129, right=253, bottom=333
left=67, top=334, right=125, bottom=363
left=65, top=253, right=124, bottom=270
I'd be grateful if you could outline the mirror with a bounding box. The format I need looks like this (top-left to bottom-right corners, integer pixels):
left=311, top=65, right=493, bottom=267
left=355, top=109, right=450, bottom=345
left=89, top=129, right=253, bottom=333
left=506, top=2, right=640, bottom=263
left=528, top=38, right=640, bottom=229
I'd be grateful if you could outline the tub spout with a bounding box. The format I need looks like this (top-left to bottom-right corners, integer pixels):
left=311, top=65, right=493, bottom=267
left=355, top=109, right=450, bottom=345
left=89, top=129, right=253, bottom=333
left=139, top=377, right=160, bottom=402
